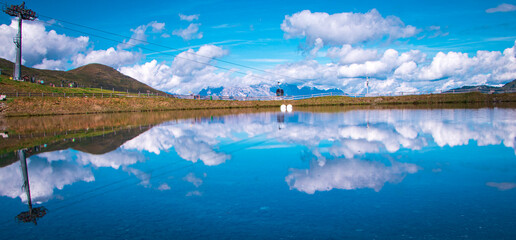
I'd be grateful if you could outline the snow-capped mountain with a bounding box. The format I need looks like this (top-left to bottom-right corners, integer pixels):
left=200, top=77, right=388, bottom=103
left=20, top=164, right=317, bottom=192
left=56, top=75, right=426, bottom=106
left=199, top=84, right=345, bottom=96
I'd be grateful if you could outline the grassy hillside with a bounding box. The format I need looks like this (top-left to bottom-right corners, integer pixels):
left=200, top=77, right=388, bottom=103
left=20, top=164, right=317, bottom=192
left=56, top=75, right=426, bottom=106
left=0, top=58, right=165, bottom=94
left=0, top=74, right=127, bottom=94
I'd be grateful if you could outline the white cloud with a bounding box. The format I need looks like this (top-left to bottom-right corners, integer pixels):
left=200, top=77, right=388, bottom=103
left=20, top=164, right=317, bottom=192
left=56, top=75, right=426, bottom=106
left=212, top=24, right=238, bottom=29
left=119, top=44, right=229, bottom=94
left=281, top=9, right=419, bottom=46
left=0, top=20, right=88, bottom=67
left=309, top=37, right=324, bottom=57
left=327, top=44, right=379, bottom=64
left=150, top=22, right=166, bottom=32
left=33, top=58, right=66, bottom=70
left=286, top=158, right=419, bottom=194
left=0, top=19, right=160, bottom=70
left=118, top=21, right=166, bottom=49
left=486, top=3, right=516, bottom=13
left=172, top=23, right=203, bottom=40
left=425, top=25, right=449, bottom=38
left=73, top=47, right=141, bottom=68
left=412, top=43, right=516, bottom=86
left=179, top=13, right=200, bottom=22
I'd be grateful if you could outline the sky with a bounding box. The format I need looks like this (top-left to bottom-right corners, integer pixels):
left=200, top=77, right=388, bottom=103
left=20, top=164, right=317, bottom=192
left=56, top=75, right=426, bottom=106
left=0, top=0, right=515, bottom=95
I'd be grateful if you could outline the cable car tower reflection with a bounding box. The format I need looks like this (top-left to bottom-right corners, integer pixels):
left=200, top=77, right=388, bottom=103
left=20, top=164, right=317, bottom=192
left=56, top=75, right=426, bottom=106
left=15, top=149, right=47, bottom=225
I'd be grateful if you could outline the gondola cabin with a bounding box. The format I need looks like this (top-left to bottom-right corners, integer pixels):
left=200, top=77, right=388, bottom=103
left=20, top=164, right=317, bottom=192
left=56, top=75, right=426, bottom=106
left=276, top=88, right=284, bottom=96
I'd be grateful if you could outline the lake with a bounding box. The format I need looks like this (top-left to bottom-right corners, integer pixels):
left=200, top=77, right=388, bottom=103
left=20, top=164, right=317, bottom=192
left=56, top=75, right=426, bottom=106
left=1, top=106, right=515, bottom=239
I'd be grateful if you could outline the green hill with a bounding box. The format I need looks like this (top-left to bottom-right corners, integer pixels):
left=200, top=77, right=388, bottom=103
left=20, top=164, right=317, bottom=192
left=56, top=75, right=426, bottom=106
left=0, top=58, right=165, bottom=94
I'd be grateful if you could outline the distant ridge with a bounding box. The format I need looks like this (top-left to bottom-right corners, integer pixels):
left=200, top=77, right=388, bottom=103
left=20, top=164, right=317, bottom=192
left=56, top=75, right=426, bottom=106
left=446, top=79, right=516, bottom=94
left=0, top=58, right=165, bottom=94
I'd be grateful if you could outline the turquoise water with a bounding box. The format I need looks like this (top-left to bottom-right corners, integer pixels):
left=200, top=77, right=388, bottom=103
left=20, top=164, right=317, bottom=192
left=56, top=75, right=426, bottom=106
left=1, top=108, right=516, bottom=239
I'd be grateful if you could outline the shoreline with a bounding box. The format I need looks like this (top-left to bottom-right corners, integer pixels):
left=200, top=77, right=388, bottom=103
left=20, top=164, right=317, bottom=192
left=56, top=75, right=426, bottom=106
left=1, top=92, right=515, bottom=117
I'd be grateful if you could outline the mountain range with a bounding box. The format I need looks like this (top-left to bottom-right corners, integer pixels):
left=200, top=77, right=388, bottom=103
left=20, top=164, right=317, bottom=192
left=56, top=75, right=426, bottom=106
left=446, top=80, right=516, bottom=94
left=198, top=83, right=345, bottom=97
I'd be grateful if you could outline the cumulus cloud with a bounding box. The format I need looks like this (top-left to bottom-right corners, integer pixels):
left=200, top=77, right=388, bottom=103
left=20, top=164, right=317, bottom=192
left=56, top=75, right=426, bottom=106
left=0, top=20, right=88, bottom=67
left=281, top=9, right=418, bottom=46
left=327, top=44, right=379, bottom=64
left=486, top=3, right=516, bottom=13
left=172, top=23, right=203, bottom=40
left=0, top=19, right=159, bottom=70
left=33, top=58, right=67, bottom=70
left=72, top=47, right=141, bottom=68
left=179, top=13, right=200, bottom=22
left=338, top=49, right=425, bottom=78
left=119, top=44, right=229, bottom=94
left=411, top=44, right=516, bottom=86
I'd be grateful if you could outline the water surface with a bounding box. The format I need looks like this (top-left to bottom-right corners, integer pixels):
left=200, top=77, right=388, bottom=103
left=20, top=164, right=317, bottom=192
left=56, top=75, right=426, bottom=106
left=1, top=107, right=515, bottom=239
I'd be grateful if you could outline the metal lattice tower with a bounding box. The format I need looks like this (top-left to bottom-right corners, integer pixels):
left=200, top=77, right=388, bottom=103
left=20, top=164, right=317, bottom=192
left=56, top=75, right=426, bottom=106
left=3, top=2, right=37, bottom=80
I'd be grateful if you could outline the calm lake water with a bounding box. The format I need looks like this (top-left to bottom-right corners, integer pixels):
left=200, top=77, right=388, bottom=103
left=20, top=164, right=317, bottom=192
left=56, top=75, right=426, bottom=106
left=1, top=107, right=515, bottom=239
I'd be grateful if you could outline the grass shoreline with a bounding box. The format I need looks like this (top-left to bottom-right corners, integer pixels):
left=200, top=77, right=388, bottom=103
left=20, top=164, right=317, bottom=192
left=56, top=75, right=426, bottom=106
left=1, top=92, right=515, bottom=117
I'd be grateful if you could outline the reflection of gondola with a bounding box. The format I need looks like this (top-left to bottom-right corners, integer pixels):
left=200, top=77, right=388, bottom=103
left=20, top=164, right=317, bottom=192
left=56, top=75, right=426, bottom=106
left=276, top=82, right=284, bottom=97
left=277, top=114, right=285, bottom=130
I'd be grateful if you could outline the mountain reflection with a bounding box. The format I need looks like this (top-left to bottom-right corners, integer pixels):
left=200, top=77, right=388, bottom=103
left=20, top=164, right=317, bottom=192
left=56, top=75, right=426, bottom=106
left=0, top=108, right=515, bottom=203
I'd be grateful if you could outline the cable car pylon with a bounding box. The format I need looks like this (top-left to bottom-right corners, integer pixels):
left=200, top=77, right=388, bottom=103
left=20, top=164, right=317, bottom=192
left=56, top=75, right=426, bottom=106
left=2, top=2, right=38, bottom=80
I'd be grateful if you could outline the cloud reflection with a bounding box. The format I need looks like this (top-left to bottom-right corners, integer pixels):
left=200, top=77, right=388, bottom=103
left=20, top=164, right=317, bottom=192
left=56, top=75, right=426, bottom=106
left=1, top=108, right=515, bottom=202
left=486, top=182, right=516, bottom=191
left=0, top=155, right=94, bottom=203
left=286, top=158, right=419, bottom=194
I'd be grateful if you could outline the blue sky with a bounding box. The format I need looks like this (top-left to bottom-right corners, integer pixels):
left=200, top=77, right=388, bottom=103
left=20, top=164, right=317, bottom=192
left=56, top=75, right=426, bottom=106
left=0, top=0, right=516, bottom=95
